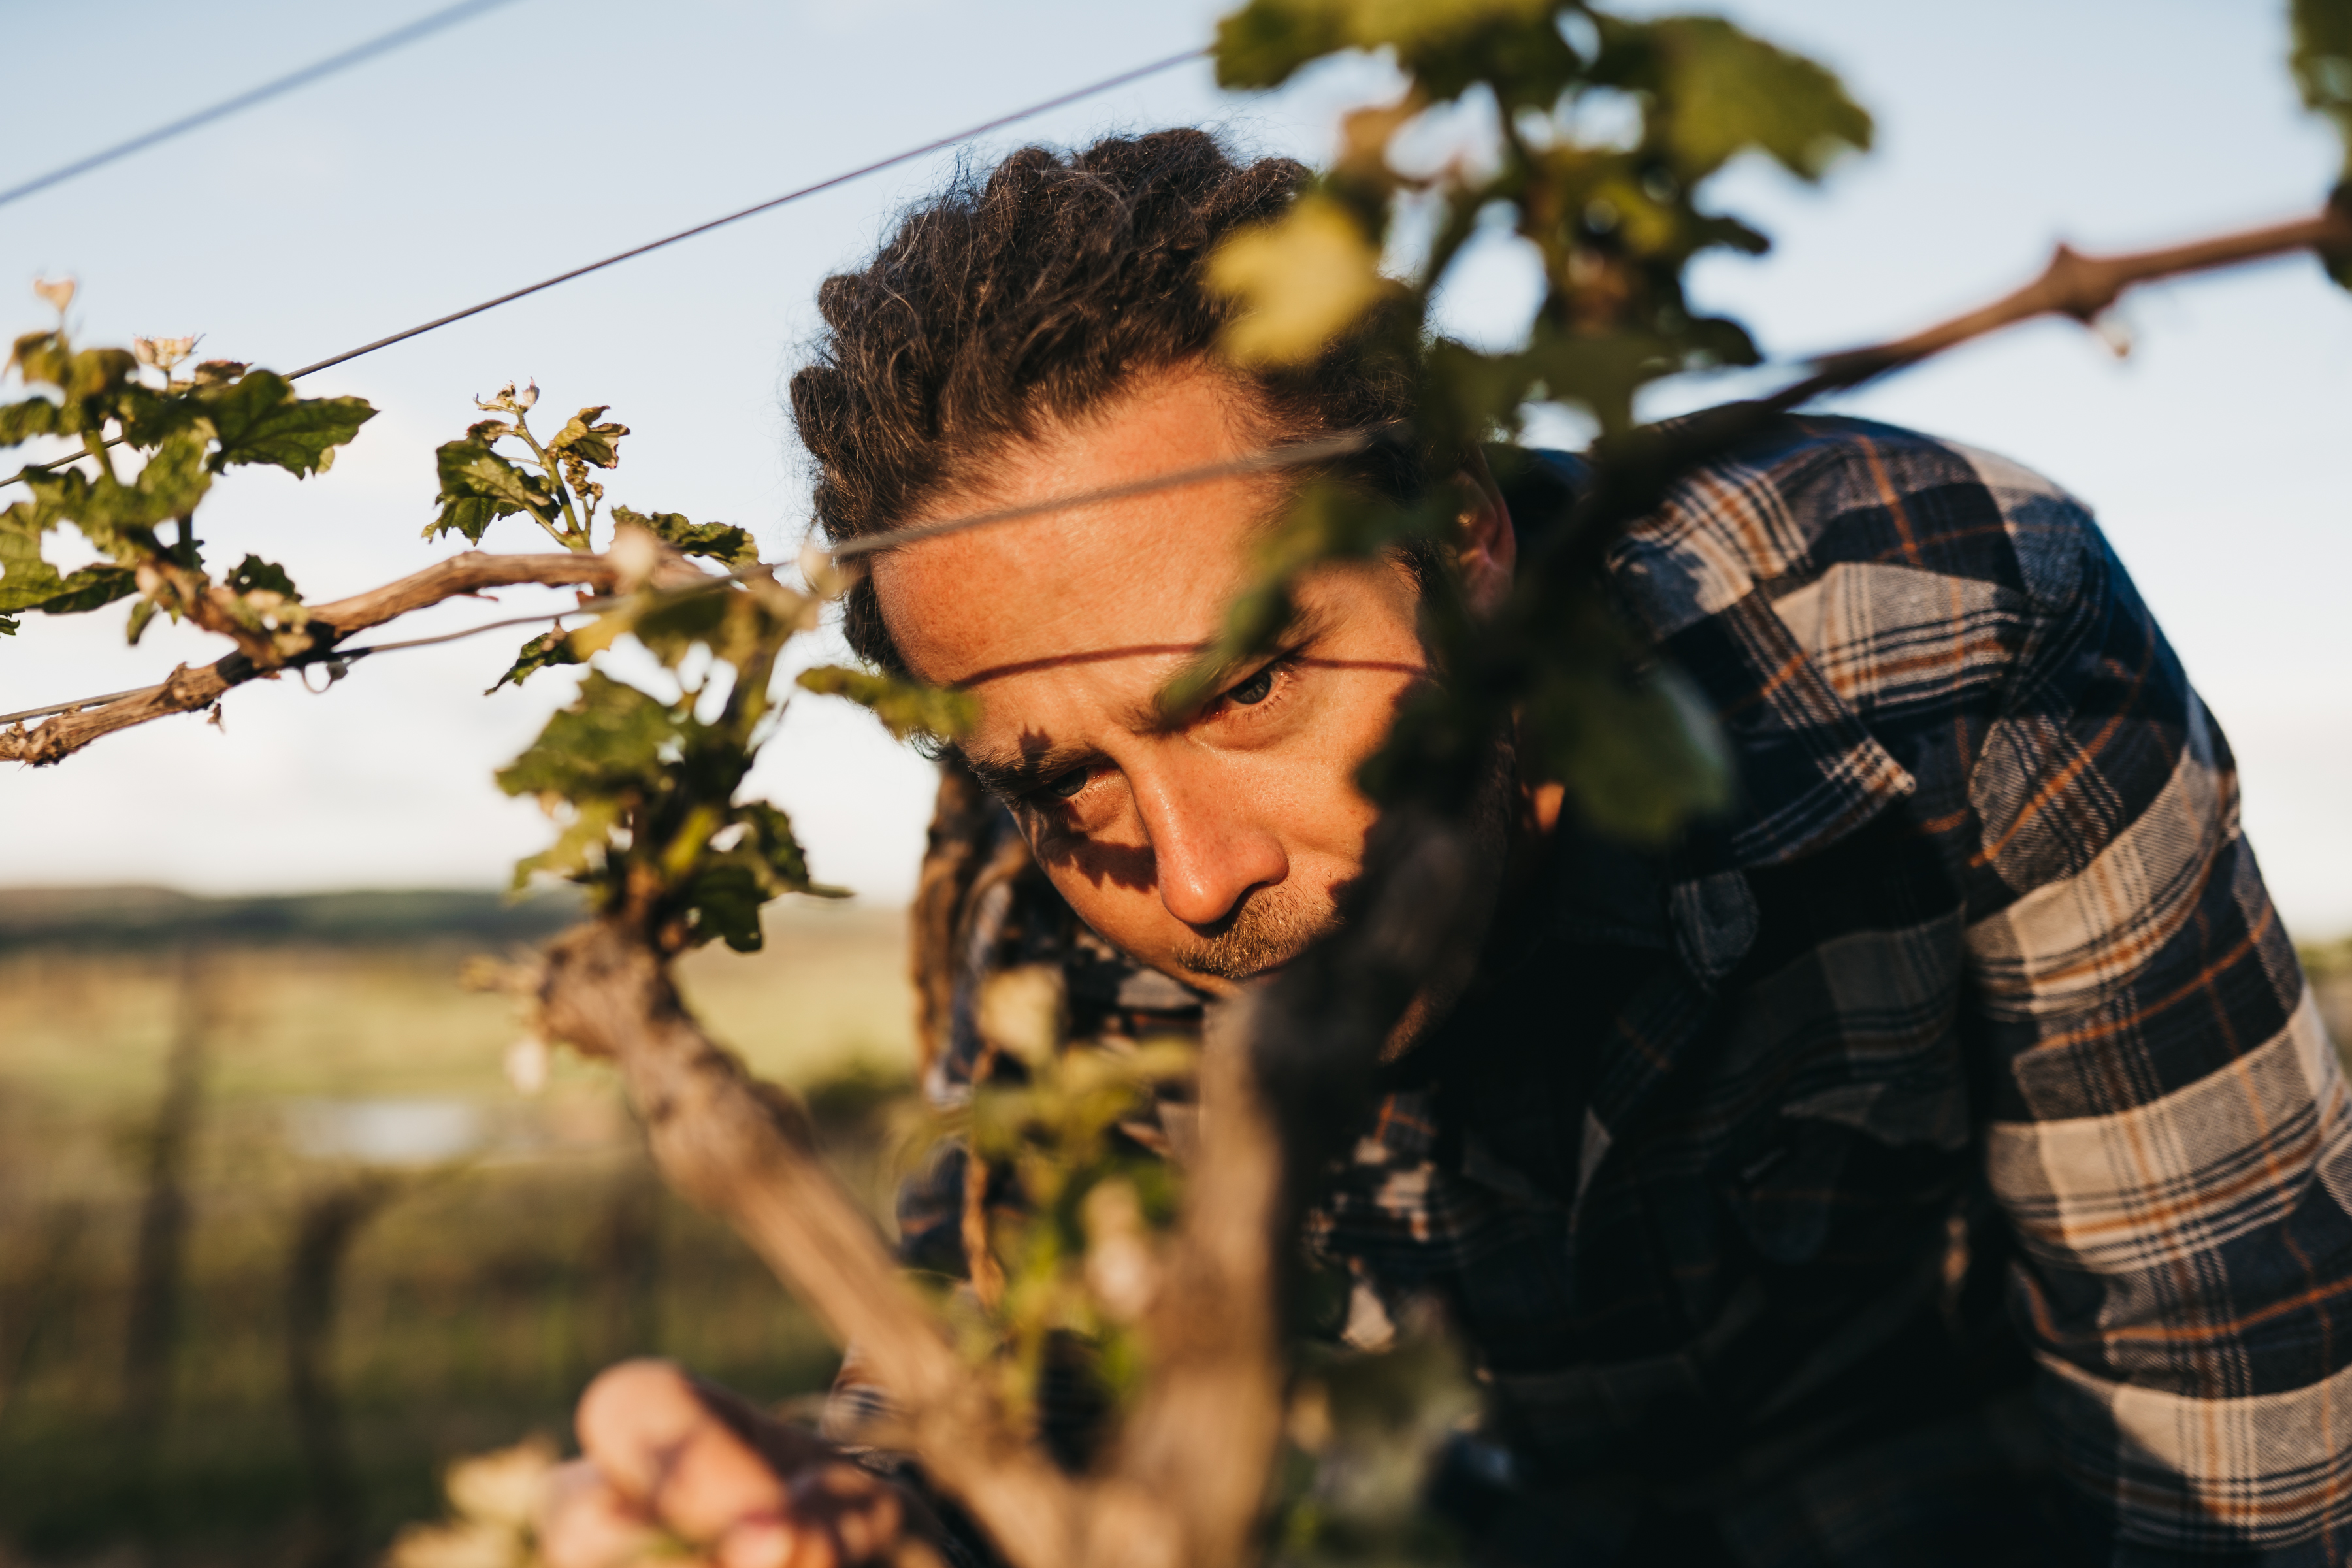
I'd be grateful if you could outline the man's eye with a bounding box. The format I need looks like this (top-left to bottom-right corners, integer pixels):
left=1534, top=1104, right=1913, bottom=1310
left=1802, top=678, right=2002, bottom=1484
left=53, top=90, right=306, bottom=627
left=1225, top=666, right=1276, bottom=706
left=1043, top=768, right=1089, bottom=800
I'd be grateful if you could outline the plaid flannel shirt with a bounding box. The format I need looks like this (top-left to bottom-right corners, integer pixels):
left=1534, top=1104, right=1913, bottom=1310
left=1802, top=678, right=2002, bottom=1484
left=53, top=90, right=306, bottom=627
left=881, top=416, right=2349, bottom=1566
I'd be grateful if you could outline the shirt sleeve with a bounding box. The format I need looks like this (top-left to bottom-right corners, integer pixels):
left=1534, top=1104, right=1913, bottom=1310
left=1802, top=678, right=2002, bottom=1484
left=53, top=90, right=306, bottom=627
left=1961, top=505, right=2352, bottom=1561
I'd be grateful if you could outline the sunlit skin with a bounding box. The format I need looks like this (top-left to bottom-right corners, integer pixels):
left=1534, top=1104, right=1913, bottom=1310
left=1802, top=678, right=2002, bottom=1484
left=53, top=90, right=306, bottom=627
left=543, top=365, right=1540, bottom=1566
left=540, top=1358, right=930, bottom=1568
left=877, top=363, right=1522, bottom=994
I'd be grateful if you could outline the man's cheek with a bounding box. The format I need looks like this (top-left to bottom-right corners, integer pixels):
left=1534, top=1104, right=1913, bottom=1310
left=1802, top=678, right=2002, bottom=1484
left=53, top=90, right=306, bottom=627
left=1045, top=870, right=1179, bottom=967
left=1028, top=819, right=1158, bottom=896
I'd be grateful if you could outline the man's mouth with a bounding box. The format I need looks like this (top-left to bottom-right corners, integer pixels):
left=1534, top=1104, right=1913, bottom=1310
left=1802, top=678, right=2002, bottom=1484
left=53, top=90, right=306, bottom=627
left=1167, top=892, right=1339, bottom=985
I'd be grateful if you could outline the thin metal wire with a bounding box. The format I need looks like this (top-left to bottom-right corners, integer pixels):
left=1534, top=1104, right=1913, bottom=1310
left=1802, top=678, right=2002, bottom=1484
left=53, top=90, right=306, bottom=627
left=826, top=426, right=1384, bottom=561
left=0, top=0, right=525, bottom=211
left=0, top=604, right=598, bottom=728
left=0, top=684, right=157, bottom=727
left=0, top=47, right=1207, bottom=497
left=282, top=47, right=1206, bottom=380
left=333, top=604, right=598, bottom=658
left=1, top=423, right=1377, bottom=729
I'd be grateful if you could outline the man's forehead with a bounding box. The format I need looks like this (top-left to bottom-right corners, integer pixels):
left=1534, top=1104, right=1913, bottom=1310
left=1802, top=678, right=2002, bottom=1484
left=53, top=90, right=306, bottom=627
left=872, top=498, right=1254, bottom=682
left=867, top=365, right=1294, bottom=679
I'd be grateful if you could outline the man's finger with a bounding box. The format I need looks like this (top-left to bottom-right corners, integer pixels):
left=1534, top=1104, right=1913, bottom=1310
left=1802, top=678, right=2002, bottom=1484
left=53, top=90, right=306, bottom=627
left=536, top=1458, right=671, bottom=1568
left=687, top=1370, right=836, bottom=1477
left=576, top=1360, right=794, bottom=1544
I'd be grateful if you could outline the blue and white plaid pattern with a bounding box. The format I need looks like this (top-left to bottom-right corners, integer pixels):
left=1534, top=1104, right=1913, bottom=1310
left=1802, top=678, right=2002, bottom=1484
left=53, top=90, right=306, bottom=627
left=892, top=417, right=2348, bottom=1565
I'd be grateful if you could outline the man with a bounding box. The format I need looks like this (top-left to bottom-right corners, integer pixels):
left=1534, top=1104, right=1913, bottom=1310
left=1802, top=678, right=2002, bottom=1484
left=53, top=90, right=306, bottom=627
left=542, top=131, right=2352, bottom=1566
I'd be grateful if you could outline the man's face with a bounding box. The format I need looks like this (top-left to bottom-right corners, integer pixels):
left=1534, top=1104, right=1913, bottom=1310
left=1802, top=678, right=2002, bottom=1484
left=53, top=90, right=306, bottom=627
left=871, top=368, right=1432, bottom=996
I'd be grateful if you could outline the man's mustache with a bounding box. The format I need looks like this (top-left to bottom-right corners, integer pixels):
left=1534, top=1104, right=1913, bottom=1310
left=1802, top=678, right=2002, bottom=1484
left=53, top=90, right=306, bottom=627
left=1169, top=885, right=1343, bottom=982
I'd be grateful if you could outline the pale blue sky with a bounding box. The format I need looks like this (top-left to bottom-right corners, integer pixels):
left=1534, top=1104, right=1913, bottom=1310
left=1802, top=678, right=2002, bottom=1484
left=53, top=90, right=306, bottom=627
left=5, top=0, right=2348, bottom=936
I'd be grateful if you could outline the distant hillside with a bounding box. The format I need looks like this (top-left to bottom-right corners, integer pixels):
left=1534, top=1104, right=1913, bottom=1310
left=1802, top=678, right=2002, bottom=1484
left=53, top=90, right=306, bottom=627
left=0, top=885, right=584, bottom=949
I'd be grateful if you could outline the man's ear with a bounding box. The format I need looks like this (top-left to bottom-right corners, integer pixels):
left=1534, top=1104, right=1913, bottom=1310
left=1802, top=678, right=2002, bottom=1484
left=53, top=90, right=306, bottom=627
left=1452, top=448, right=1514, bottom=617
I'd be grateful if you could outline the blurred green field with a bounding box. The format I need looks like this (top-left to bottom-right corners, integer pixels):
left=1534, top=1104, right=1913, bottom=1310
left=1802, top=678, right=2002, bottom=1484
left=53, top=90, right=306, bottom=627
left=4, top=887, right=2347, bottom=1568
left=0, top=890, right=917, bottom=1568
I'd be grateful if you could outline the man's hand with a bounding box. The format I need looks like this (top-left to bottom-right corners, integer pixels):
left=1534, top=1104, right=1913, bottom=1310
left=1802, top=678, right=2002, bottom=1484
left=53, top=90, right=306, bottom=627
left=538, top=1360, right=947, bottom=1568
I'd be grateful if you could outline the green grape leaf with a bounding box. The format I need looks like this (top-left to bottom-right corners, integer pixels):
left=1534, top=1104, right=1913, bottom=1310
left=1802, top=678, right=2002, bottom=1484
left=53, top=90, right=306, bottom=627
left=610, top=506, right=758, bottom=568
left=795, top=665, right=976, bottom=742
left=1215, top=0, right=1555, bottom=90
left=2294, top=0, right=2352, bottom=286
left=17, top=565, right=137, bottom=616
left=677, top=800, right=843, bottom=949
left=0, top=521, right=138, bottom=616
left=485, top=627, right=582, bottom=694
left=2295, top=0, right=2352, bottom=155
left=6, top=331, right=66, bottom=389
left=1213, top=0, right=1353, bottom=89
left=736, top=800, right=829, bottom=893
left=547, top=405, right=629, bottom=469
left=2, top=333, right=131, bottom=436
left=509, top=796, right=623, bottom=892
left=427, top=436, right=562, bottom=544
left=33, top=427, right=214, bottom=555
left=131, top=428, right=215, bottom=523
left=225, top=554, right=298, bottom=598
left=0, top=397, right=59, bottom=446
left=42, top=346, right=140, bottom=434
left=199, top=370, right=374, bottom=476
left=495, top=669, right=679, bottom=799
left=1516, top=321, right=1739, bottom=436
left=681, top=862, right=767, bottom=951
left=1207, top=195, right=1393, bottom=367
left=114, top=383, right=203, bottom=449
left=1, top=468, right=84, bottom=540
left=2330, top=181, right=2352, bottom=292
left=615, top=587, right=733, bottom=670
left=1521, top=657, right=1731, bottom=845
left=1625, top=15, right=1874, bottom=182
left=1390, top=7, right=1581, bottom=109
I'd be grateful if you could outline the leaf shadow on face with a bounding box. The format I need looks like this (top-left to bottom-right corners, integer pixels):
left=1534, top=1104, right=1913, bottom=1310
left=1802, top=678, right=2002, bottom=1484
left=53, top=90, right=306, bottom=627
left=949, top=642, right=1203, bottom=690
left=964, top=637, right=1432, bottom=907
left=1000, top=727, right=1162, bottom=898
left=1032, top=829, right=1159, bottom=896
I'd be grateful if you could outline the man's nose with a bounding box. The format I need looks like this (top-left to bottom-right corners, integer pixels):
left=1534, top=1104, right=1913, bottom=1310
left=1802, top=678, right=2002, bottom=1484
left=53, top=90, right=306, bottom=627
left=1127, top=762, right=1289, bottom=930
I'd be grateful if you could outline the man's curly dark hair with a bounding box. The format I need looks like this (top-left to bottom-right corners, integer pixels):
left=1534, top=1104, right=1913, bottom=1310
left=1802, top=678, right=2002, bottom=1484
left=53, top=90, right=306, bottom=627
left=787, top=128, right=1422, bottom=674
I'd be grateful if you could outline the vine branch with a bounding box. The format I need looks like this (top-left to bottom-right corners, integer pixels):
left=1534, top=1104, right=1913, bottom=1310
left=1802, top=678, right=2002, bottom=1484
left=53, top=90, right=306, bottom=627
left=523, top=919, right=1090, bottom=1568
left=1787, top=203, right=2352, bottom=400
left=1, top=551, right=623, bottom=766
left=517, top=909, right=1292, bottom=1568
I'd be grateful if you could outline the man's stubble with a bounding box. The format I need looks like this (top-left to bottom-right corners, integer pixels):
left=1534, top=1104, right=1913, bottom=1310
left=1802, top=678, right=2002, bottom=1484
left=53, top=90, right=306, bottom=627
left=1166, top=724, right=1524, bottom=1047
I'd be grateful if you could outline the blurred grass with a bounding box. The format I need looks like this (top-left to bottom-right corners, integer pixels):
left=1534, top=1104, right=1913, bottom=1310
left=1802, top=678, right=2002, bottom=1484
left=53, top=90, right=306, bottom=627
left=0, top=892, right=914, bottom=1568
left=2305, top=936, right=2352, bottom=1051
left=4, top=890, right=2344, bottom=1568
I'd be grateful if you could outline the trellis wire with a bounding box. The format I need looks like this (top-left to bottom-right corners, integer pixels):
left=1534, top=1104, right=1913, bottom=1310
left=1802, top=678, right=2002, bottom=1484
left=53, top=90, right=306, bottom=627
left=1, top=46, right=1208, bottom=494
left=0, top=0, right=526, bottom=211
left=0, top=425, right=1383, bottom=728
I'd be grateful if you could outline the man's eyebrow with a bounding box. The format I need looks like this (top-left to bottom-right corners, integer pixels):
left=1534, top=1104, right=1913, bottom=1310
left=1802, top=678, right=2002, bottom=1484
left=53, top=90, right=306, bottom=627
left=955, top=599, right=1354, bottom=798
left=956, top=740, right=1103, bottom=803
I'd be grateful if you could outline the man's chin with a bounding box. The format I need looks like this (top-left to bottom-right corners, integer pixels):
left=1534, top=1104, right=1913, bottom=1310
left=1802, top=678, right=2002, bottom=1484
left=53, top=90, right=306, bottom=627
left=1165, top=953, right=1299, bottom=995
